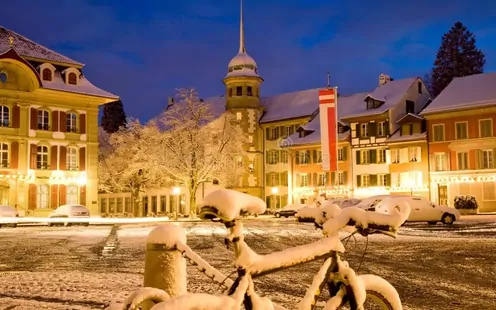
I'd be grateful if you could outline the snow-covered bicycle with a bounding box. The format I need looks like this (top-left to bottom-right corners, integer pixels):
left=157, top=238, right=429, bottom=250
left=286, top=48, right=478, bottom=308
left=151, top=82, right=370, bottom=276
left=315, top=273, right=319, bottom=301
left=120, top=190, right=411, bottom=310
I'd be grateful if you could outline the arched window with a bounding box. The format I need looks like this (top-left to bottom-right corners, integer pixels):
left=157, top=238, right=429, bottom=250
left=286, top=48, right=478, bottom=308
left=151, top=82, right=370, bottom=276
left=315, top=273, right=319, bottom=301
left=37, top=184, right=49, bottom=209
left=0, top=143, right=8, bottom=168
left=42, top=68, right=52, bottom=81
left=66, top=185, right=78, bottom=204
left=66, top=147, right=78, bottom=170
left=66, top=112, right=78, bottom=133
left=36, top=145, right=49, bottom=169
left=37, top=110, right=50, bottom=130
left=0, top=105, right=9, bottom=127
left=68, top=72, right=77, bottom=85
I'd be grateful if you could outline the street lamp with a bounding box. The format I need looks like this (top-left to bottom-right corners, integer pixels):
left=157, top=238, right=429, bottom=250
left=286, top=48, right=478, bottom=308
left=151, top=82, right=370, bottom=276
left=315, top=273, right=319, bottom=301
left=172, top=187, right=180, bottom=213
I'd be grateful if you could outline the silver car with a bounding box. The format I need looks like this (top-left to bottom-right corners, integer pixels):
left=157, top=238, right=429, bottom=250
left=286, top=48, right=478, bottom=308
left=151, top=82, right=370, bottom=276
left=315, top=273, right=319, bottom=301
left=48, top=204, right=90, bottom=227
left=0, top=205, right=18, bottom=228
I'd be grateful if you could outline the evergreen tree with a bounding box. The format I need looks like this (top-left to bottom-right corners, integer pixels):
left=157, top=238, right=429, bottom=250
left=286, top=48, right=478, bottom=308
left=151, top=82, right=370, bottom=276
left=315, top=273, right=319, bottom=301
left=101, top=100, right=127, bottom=134
left=431, top=21, right=485, bottom=97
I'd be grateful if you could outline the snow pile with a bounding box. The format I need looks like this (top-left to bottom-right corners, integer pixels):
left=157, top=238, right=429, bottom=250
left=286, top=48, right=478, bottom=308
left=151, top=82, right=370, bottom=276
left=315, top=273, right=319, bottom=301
left=199, top=189, right=267, bottom=221
left=146, top=223, right=187, bottom=247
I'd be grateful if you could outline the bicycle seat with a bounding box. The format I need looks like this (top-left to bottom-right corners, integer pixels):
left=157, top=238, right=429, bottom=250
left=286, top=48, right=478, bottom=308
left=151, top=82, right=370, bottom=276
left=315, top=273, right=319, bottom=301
left=198, top=189, right=267, bottom=222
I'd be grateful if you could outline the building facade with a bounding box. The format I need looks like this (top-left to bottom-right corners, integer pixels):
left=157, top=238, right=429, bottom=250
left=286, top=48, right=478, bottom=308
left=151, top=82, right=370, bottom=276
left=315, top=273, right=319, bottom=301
left=0, top=27, right=117, bottom=216
left=421, top=73, right=496, bottom=212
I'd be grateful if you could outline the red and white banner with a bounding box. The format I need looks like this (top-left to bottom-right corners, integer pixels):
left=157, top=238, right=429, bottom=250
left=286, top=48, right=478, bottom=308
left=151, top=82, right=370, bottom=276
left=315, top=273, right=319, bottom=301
left=319, top=88, right=338, bottom=172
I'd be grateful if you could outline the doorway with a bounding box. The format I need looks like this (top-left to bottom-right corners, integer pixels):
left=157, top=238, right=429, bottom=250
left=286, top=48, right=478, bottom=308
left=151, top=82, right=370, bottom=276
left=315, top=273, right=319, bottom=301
left=437, top=184, right=448, bottom=206
left=0, top=182, right=10, bottom=205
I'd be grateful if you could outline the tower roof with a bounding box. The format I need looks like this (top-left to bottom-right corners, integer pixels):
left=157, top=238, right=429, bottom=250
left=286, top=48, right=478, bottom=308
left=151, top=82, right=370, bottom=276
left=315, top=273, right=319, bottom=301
left=225, top=0, right=260, bottom=79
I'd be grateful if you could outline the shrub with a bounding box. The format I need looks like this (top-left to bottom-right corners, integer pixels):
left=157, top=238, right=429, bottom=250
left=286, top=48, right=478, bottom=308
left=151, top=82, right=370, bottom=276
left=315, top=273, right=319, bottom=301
left=454, top=195, right=478, bottom=210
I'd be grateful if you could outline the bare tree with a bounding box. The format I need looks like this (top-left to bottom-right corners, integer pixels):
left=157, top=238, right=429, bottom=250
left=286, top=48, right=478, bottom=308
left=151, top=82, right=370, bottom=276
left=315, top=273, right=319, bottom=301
left=98, top=119, right=164, bottom=216
left=150, top=88, right=247, bottom=214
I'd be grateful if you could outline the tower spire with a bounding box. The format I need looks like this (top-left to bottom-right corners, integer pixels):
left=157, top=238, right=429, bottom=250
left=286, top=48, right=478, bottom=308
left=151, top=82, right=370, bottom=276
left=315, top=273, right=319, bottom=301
left=239, top=0, right=246, bottom=54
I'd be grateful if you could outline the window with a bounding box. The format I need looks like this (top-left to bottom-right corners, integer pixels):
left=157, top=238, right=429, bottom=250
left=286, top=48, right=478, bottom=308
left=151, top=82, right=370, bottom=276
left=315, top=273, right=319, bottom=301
left=67, top=112, right=78, bottom=133
left=280, top=151, right=288, bottom=163
left=285, top=125, right=295, bottom=138
left=482, top=150, right=493, bottom=169
left=0, top=72, right=7, bottom=83
left=457, top=152, right=468, bottom=170
left=66, top=185, right=78, bottom=204
left=67, top=147, right=78, bottom=170
left=360, top=123, right=368, bottom=137
left=228, top=88, right=233, bottom=97
left=406, top=100, right=415, bottom=114
left=361, top=150, right=370, bottom=164
left=316, top=150, right=322, bottom=163
left=378, top=174, right=387, bottom=186
left=434, top=153, right=446, bottom=171
left=479, top=119, right=492, bottom=138
left=377, top=149, right=386, bottom=163
left=482, top=182, right=496, bottom=201
left=408, top=147, right=419, bottom=162
left=455, top=122, right=468, bottom=139
left=37, top=184, right=49, bottom=209
left=418, top=82, right=422, bottom=94
left=117, top=197, right=124, bottom=213
left=37, top=145, right=49, bottom=169
left=42, top=68, right=52, bottom=81
left=100, top=198, right=107, bottom=213
left=300, top=174, right=309, bottom=187
left=271, top=127, right=279, bottom=140
left=361, top=175, right=370, bottom=187
left=247, top=86, right=253, bottom=96
left=236, top=86, right=242, bottom=96
left=125, top=197, right=132, bottom=213
left=338, top=148, right=344, bottom=161
left=432, top=124, right=444, bottom=141
left=377, top=121, right=386, bottom=136
left=267, top=151, right=278, bottom=165
left=391, top=149, right=400, bottom=164
left=0, top=143, right=9, bottom=168
left=248, top=135, right=253, bottom=143
left=68, top=72, right=77, bottom=85
left=236, top=112, right=242, bottom=120
left=300, top=151, right=310, bottom=164
left=0, top=105, right=9, bottom=127
left=337, top=172, right=344, bottom=185
left=318, top=173, right=326, bottom=186
left=37, top=110, right=50, bottom=130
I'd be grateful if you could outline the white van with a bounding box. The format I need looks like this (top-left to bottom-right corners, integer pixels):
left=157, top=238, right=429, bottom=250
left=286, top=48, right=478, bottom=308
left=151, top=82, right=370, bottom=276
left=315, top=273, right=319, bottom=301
left=374, top=196, right=460, bottom=225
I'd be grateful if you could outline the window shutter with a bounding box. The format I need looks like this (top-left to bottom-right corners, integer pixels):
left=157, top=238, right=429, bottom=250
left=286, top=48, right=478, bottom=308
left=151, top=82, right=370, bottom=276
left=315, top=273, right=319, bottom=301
left=79, top=114, right=86, bottom=135
left=10, top=141, right=19, bottom=169
left=386, top=174, right=391, bottom=186
left=356, top=151, right=361, bottom=164
left=369, top=122, right=377, bottom=136
left=266, top=174, right=271, bottom=187
left=356, top=124, right=361, bottom=138
left=52, top=110, right=59, bottom=132
left=281, top=172, right=288, bottom=186
left=296, top=174, right=301, bottom=187
left=295, top=152, right=300, bottom=164
left=385, top=121, right=390, bottom=136
left=416, top=147, right=422, bottom=162
left=370, top=175, right=378, bottom=186
left=80, top=185, right=86, bottom=206
left=306, top=151, right=311, bottom=163
left=356, top=175, right=362, bottom=187
left=342, top=147, right=348, bottom=161
left=331, top=172, right=336, bottom=185
left=79, top=147, right=86, bottom=171
left=276, top=173, right=280, bottom=186
left=28, top=184, right=37, bottom=210
left=12, top=104, right=20, bottom=128
left=60, top=112, right=67, bottom=133
left=275, top=151, right=279, bottom=164
left=265, top=151, right=269, bottom=164
left=30, top=144, right=37, bottom=169
left=343, top=171, right=348, bottom=185
left=51, top=146, right=58, bottom=170
left=60, top=146, right=67, bottom=170
left=313, top=150, right=317, bottom=163
left=51, top=185, right=58, bottom=209
left=445, top=153, right=451, bottom=171
left=370, top=149, right=377, bottom=163
left=312, top=173, right=317, bottom=187
left=265, top=128, right=270, bottom=140
left=30, top=108, right=38, bottom=130
left=59, top=185, right=67, bottom=205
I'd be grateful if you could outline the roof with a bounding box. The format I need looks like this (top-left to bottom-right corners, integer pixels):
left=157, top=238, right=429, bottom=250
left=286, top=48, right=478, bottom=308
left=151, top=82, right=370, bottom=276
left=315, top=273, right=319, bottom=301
left=420, top=73, right=496, bottom=115
left=259, top=88, right=321, bottom=123
left=43, top=71, right=118, bottom=99
left=396, top=113, right=424, bottom=124
left=0, top=26, right=83, bottom=67
left=385, top=130, right=426, bottom=143
left=342, top=78, right=417, bottom=119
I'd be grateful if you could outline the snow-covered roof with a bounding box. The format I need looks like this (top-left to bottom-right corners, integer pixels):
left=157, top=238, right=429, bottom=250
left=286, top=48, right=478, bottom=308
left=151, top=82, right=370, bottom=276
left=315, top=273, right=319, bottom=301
left=420, top=73, right=496, bottom=115
left=42, top=70, right=118, bottom=99
left=202, top=96, right=227, bottom=118
left=385, top=130, right=426, bottom=143
left=259, top=88, right=321, bottom=123
left=342, top=78, right=418, bottom=119
left=396, top=113, right=424, bottom=124
left=0, top=26, right=83, bottom=67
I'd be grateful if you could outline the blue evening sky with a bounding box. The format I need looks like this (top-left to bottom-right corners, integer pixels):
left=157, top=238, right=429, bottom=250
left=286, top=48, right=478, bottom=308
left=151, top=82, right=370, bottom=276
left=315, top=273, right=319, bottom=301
left=2, top=0, right=496, bottom=121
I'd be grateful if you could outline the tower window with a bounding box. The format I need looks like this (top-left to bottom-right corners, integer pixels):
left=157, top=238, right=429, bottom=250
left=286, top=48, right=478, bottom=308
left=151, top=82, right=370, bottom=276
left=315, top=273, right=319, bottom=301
left=236, top=86, right=243, bottom=96
left=247, top=86, right=253, bottom=96
left=228, top=88, right=233, bottom=97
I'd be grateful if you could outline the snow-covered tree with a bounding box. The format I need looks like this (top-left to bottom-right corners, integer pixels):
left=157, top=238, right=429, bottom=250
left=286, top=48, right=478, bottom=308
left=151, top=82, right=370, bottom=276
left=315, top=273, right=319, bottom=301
left=98, top=119, right=164, bottom=216
left=150, top=88, right=247, bottom=213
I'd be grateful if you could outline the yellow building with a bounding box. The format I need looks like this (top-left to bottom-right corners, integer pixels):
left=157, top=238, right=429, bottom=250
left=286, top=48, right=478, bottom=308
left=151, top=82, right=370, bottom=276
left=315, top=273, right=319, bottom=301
left=0, top=27, right=118, bottom=216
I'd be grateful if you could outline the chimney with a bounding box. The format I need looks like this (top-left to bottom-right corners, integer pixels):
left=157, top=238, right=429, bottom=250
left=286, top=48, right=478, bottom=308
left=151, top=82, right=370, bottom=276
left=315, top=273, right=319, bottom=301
left=167, top=97, right=175, bottom=108
left=379, top=73, right=391, bottom=86
left=199, top=98, right=204, bottom=102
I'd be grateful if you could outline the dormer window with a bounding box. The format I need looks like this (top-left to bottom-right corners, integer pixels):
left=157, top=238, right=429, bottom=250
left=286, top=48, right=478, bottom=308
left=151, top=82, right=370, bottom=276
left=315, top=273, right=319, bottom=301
left=68, top=72, right=77, bottom=85
left=247, top=86, right=253, bottom=96
left=236, top=86, right=242, bottom=96
left=366, top=98, right=383, bottom=110
left=42, top=68, right=52, bottom=81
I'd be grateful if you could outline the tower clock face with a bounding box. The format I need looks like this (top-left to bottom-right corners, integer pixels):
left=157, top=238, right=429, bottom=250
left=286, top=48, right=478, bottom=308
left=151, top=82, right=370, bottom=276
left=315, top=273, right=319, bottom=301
left=0, top=72, right=7, bottom=83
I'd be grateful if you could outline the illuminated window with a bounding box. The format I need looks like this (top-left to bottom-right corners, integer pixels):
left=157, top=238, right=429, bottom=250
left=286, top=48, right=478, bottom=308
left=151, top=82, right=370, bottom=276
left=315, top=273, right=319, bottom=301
left=66, top=185, right=78, bottom=204
left=36, top=146, right=49, bottom=169
left=66, top=113, right=78, bottom=133
left=67, top=147, right=78, bottom=170
left=0, top=105, right=9, bottom=127
left=37, top=110, right=50, bottom=130
left=0, top=143, right=8, bottom=168
left=37, top=184, right=49, bottom=209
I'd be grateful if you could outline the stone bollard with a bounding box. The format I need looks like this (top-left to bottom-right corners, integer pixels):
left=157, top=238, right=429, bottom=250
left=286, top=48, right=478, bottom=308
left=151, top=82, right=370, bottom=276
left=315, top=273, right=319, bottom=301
left=139, top=224, right=187, bottom=310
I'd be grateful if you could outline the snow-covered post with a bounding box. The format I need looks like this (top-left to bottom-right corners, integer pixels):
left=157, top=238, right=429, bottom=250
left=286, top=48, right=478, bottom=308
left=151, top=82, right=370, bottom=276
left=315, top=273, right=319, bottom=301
left=143, top=224, right=187, bottom=305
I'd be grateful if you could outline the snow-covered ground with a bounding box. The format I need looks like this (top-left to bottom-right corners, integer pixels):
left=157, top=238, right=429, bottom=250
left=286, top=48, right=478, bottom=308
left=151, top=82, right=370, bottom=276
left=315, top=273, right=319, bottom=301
left=0, top=220, right=495, bottom=309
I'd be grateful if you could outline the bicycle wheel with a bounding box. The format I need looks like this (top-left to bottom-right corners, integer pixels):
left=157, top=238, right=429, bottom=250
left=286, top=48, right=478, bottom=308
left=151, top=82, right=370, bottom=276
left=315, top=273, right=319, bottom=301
left=326, top=274, right=402, bottom=310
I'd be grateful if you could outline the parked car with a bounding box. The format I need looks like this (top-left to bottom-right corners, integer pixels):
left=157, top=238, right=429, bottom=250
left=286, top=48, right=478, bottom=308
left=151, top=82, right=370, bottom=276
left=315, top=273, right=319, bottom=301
left=354, top=195, right=396, bottom=211
left=374, top=196, right=460, bottom=225
left=48, top=204, right=91, bottom=227
left=275, top=204, right=306, bottom=218
left=330, top=198, right=362, bottom=209
left=0, top=205, right=18, bottom=228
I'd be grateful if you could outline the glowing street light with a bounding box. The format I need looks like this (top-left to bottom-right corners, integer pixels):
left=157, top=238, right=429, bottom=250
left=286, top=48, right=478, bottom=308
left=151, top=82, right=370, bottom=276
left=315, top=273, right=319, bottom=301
left=271, top=187, right=278, bottom=195
left=172, top=187, right=180, bottom=195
